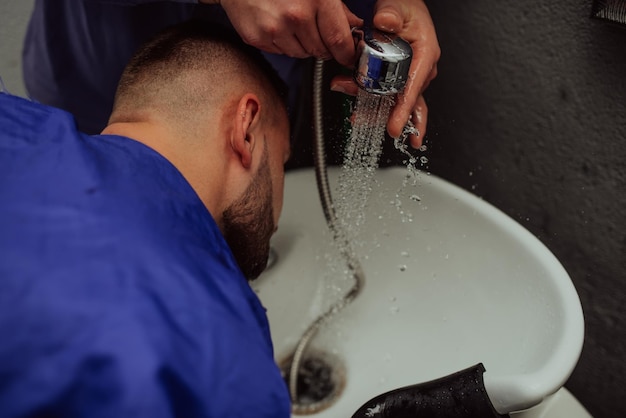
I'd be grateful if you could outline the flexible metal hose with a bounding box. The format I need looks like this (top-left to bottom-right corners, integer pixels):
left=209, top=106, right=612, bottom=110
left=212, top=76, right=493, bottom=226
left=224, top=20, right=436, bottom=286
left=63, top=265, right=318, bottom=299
left=288, top=58, right=366, bottom=412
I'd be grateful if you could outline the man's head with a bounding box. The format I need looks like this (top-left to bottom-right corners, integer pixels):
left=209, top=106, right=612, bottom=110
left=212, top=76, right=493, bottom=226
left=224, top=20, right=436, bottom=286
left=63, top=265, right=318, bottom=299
left=104, top=21, right=291, bottom=280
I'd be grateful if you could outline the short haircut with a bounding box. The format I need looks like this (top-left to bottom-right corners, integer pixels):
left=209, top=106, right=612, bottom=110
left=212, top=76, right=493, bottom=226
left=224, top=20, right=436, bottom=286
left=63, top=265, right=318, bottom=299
left=111, top=20, right=288, bottom=123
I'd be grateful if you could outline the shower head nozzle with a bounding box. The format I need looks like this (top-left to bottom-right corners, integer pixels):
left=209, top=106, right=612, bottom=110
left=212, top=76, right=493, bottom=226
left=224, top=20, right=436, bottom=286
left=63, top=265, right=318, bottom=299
left=353, top=27, right=413, bottom=95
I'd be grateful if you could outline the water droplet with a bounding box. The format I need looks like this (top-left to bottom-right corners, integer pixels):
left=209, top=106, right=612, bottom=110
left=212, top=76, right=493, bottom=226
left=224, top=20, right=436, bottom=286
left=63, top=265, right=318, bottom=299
left=398, top=264, right=407, bottom=272
left=410, top=194, right=421, bottom=202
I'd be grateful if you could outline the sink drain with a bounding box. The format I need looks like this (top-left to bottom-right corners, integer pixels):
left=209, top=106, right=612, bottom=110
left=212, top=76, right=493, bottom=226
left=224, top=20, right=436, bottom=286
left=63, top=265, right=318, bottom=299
left=279, top=348, right=346, bottom=415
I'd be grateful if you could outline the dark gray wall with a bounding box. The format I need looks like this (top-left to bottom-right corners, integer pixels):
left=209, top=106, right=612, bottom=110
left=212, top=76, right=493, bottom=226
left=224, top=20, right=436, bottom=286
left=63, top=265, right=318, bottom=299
left=422, top=1, right=626, bottom=417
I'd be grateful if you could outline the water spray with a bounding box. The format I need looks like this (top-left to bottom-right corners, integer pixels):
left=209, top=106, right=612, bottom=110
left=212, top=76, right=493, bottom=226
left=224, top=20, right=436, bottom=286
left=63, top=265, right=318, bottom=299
left=286, top=28, right=413, bottom=414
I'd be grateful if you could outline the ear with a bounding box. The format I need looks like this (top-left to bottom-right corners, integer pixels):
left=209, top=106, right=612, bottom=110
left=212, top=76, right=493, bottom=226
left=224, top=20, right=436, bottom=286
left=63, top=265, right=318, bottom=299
left=230, top=93, right=262, bottom=169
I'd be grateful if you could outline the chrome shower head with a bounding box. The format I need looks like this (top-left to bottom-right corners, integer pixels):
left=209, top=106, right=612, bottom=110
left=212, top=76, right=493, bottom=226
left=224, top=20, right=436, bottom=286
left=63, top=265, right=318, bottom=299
left=352, top=27, right=413, bottom=95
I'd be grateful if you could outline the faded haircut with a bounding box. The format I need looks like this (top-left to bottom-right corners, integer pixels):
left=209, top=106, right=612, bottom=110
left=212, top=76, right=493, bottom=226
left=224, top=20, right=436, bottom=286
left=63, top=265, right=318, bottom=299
left=111, top=20, right=288, bottom=121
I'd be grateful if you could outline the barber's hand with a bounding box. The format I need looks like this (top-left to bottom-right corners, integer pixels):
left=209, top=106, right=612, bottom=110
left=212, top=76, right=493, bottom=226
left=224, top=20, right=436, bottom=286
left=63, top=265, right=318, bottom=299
left=330, top=0, right=440, bottom=148
left=203, top=0, right=363, bottom=66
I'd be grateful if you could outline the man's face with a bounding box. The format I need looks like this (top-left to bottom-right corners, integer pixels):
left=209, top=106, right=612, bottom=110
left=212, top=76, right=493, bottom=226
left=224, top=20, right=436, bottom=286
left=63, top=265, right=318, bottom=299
left=221, top=110, right=290, bottom=280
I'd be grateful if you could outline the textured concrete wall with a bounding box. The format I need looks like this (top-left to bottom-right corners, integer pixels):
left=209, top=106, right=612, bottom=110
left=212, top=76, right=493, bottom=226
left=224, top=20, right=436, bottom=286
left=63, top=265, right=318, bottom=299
left=0, top=2, right=32, bottom=97
left=422, top=1, right=626, bottom=417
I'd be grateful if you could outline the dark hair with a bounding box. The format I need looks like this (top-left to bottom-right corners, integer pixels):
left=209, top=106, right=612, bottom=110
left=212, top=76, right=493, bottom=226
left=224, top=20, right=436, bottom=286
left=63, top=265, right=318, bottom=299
left=117, top=19, right=288, bottom=110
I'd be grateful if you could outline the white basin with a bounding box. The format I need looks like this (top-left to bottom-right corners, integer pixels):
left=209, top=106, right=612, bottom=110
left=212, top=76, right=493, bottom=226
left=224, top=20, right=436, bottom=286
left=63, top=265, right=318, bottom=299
left=253, top=166, right=584, bottom=416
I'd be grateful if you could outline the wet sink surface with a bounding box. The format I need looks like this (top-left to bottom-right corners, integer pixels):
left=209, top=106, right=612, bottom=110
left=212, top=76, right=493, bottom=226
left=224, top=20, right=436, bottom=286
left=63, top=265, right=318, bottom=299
left=253, top=167, right=584, bottom=416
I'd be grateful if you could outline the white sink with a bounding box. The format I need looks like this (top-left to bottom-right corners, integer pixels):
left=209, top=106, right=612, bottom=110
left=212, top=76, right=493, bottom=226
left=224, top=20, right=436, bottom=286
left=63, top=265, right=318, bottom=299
left=253, top=166, right=584, bottom=416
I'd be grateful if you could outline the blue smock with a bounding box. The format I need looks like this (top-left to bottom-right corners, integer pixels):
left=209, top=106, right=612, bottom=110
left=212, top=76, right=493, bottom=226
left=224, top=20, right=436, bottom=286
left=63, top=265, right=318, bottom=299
left=0, top=93, right=291, bottom=418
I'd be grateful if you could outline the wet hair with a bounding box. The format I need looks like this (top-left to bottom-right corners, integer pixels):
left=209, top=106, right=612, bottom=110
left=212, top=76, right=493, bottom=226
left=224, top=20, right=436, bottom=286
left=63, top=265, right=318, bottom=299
left=112, top=19, right=288, bottom=122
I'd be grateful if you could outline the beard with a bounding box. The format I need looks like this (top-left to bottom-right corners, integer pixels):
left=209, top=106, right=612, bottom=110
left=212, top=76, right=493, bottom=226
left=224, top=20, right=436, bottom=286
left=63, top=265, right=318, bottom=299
left=221, top=147, right=275, bottom=281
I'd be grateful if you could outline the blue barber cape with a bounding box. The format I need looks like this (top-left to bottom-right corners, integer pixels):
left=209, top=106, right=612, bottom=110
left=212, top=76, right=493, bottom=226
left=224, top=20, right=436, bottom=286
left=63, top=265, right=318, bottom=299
left=0, top=93, right=291, bottom=418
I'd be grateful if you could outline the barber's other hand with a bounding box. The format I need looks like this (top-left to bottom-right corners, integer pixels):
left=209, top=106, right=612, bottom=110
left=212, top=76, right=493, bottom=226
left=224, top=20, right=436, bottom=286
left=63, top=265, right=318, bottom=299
left=330, top=0, right=440, bottom=148
left=203, top=0, right=363, bottom=67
